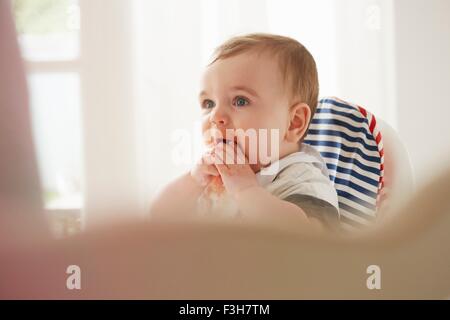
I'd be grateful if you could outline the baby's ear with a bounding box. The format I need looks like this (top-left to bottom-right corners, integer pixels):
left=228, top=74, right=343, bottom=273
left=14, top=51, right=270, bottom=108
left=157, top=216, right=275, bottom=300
left=286, top=102, right=311, bottom=143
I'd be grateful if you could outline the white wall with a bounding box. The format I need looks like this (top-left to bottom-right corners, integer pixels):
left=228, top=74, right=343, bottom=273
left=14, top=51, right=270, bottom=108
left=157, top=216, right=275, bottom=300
left=334, top=0, right=397, bottom=126
left=393, top=0, right=450, bottom=183
left=266, top=0, right=339, bottom=98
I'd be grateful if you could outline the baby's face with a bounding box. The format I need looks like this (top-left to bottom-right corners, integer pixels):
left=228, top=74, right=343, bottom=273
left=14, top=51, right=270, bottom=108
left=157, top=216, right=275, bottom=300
left=199, top=51, right=291, bottom=172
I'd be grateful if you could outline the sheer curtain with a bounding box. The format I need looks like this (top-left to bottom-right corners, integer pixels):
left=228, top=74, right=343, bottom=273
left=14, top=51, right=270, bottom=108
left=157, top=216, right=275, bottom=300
left=81, top=0, right=397, bottom=224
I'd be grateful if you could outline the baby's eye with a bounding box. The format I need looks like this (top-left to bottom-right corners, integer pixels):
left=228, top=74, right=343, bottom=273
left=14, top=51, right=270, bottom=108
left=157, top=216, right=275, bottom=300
left=202, top=99, right=215, bottom=109
left=233, top=96, right=250, bottom=107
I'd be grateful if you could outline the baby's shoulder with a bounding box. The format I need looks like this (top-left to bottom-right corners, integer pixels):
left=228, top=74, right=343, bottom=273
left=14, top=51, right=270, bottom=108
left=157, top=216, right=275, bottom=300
left=275, top=161, right=330, bottom=183
left=268, top=161, right=339, bottom=211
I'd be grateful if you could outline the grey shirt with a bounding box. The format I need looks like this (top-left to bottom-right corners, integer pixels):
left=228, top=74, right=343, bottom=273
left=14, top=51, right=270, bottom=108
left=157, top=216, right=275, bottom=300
left=256, top=143, right=340, bottom=228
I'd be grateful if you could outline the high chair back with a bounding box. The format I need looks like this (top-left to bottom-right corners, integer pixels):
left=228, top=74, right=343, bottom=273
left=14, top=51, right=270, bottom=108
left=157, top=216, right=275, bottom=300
left=375, top=117, right=415, bottom=219
left=305, top=97, right=386, bottom=230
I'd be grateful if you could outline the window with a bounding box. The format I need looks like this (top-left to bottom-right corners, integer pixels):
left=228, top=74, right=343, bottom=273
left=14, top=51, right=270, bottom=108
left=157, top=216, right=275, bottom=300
left=13, top=0, right=83, bottom=234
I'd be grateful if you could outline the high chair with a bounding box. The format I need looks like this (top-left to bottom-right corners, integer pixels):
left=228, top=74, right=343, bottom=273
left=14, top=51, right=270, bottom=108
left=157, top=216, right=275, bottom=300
left=305, top=97, right=414, bottom=229
left=375, top=117, right=415, bottom=220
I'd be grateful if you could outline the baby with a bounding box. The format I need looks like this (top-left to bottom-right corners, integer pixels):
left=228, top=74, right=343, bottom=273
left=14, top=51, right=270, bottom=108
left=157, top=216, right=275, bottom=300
left=150, top=33, right=339, bottom=233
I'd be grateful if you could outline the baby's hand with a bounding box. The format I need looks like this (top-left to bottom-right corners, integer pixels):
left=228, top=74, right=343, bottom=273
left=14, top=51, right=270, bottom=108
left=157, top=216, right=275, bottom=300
left=190, top=149, right=220, bottom=187
left=213, top=141, right=259, bottom=197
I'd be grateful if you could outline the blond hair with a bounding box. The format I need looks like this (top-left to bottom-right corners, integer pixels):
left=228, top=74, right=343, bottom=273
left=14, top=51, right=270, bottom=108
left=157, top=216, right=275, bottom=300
left=209, top=33, right=319, bottom=115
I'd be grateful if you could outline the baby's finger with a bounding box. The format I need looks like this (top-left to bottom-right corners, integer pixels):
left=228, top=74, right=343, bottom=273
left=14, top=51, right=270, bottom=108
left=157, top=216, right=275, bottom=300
left=222, top=142, right=238, bottom=165
left=213, top=143, right=228, bottom=167
left=204, top=164, right=219, bottom=176
left=224, top=141, right=247, bottom=165
left=215, top=162, right=230, bottom=177
left=212, top=144, right=231, bottom=173
left=235, top=142, right=247, bottom=165
left=217, top=141, right=238, bottom=165
left=202, top=153, right=215, bottom=165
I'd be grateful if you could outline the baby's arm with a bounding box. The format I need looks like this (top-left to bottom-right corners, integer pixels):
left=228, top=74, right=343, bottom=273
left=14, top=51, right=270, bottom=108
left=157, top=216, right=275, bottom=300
left=149, top=172, right=204, bottom=221
left=234, top=186, right=325, bottom=234
left=150, top=150, right=219, bottom=221
left=213, top=141, right=325, bottom=233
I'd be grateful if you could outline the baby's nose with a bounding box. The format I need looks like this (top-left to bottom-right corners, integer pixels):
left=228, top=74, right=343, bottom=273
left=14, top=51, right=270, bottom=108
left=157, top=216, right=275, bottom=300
left=212, top=118, right=227, bottom=126
left=210, top=107, right=229, bottom=126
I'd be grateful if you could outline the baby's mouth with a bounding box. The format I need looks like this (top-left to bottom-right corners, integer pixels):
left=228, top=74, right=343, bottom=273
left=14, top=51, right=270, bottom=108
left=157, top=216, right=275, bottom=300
left=214, top=138, right=234, bottom=145
left=206, top=135, right=237, bottom=146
